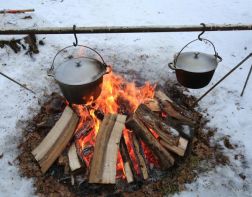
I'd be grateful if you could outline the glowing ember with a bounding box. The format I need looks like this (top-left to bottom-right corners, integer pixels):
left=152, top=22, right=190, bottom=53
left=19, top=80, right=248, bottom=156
left=74, top=70, right=156, bottom=178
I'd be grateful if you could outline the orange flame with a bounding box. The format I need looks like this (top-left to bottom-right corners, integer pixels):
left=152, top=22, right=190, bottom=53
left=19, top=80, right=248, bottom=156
left=74, top=71, right=156, bottom=178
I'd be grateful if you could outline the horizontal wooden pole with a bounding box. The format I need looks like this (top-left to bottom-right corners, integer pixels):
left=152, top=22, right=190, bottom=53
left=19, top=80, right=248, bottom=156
left=0, top=23, right=252, bottom=35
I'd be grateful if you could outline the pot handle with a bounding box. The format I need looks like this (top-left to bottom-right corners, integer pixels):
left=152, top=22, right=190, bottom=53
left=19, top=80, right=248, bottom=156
left=216, top=54, right=222, bottom=62
left=104, top=65, right=112, bottom=75
left=48, top=45, right=108, bottom=76
left=168, top=62, right=176, bottom=70
left=174, top=38, right=222, bottom=64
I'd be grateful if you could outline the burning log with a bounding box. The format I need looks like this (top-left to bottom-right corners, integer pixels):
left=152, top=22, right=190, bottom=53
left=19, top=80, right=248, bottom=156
left=131, top=133, right=149, bottom=180
left=89, top=114, right=116, bottom=183
left=126, top=114, right=174, bottom=170
left=102, top=114, right=127, bottom=183
left=136, top=104, right=179, bottom=145
left=136, top=103, right=189, bottom=157
left=119, top=136, right=135, bottom=183
left=32, top=106, right=79, bottom=173
left=74, top=117, right=94, bottom=139
left=89, top=114, right=127, bottom=184
left=154, top=90, right=195, bottom=125
left=68, top=143, right=83, bottom=172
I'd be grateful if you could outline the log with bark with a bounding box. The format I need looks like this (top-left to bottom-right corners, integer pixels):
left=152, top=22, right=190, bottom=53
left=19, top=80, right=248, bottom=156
left=32, top=106, right=79, bottom=173
left=135, top=104, right=188, bottom=157
left=154, top=90, right=196, bottom=125
left=136, top=104, right=179, bottom=146
left=126, top=113, right=175, bottom=170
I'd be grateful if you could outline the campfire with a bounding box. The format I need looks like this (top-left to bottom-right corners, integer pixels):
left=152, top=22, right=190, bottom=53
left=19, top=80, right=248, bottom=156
left=31, top=70, right=196, bottom=185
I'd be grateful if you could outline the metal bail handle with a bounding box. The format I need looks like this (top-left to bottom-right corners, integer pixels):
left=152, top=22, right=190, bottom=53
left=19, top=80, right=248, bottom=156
left=48, top=45, right=108, bottom=76
left=173, top=38, right=222, bottom=66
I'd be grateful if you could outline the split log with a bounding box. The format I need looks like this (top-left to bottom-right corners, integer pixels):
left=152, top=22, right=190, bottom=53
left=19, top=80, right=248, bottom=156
left=131, top=133, right=149, bottom=180
left=89, top=114, right=116, bottom=183
left=155, top=90, right=195, bottom=125
left=32, top=106, right=79, bottom=173
left=68, top=143, right=82, bottom=172
left=126, top=114, right=174, bottom=170
left=123, top=160, right=134, bottom=183
left=89, top=114, right=126, bottom=184
left=102, top=114, right=127, bottom=183
left=119, top=136, right=135, bottom=183
left=159, top=137, right=188, bottom=157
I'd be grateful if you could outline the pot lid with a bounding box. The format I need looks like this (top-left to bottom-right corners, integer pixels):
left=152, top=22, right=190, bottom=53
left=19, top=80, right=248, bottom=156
left=54, top=57, right=106, bottom=85
left=175, top=52, right=218, bottom=73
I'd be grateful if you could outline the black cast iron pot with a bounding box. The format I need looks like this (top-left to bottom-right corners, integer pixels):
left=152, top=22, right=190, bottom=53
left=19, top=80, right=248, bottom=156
left=49, top=45, right=111, bottom=104
left=168, top=38, right=222, bottom=89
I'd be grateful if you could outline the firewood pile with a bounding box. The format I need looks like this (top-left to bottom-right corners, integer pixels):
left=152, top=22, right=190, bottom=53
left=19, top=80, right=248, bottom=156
left=31, top=89, right=199, bottom=185
left=0, top=34, right=42, bottom=55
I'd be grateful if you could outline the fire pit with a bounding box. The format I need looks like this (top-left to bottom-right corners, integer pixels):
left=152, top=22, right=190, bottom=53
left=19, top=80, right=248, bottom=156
left=17, top=70, right=229, bottom=196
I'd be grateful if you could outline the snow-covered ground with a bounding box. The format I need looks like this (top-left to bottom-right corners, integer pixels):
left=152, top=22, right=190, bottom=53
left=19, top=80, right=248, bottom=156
left=0, top=1, right=251, bottom=196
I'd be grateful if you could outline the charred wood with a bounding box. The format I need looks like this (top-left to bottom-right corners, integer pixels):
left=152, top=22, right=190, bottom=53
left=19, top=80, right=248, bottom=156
left=155, top=90, right=196, bottom=125
left=126, top=114, right=174, bottom=170
left=135, top=104, right=179, bottom=146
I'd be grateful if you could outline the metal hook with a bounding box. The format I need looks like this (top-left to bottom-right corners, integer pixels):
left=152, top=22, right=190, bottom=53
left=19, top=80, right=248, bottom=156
left=198, top=23, right=206, bottom=41
left=73, top=25, right=78, bottom=46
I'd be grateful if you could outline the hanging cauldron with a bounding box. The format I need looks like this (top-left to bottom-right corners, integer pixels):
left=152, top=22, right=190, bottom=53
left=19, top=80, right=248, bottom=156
left=168, top=38, right=222, bottom=89
left=49, top=45, right=111, bottom=104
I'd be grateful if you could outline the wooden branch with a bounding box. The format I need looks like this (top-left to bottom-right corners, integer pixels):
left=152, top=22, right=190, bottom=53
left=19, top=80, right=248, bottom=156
left=89, top=114, right=126, bottom=184
left=132, top=133, right=149, bottom=180
left=126, top=114, right=174, bottom=170
left=1, top=23, right=252, bottom=35
left=32, top=106, right=79, bottom=173
left=68, top=143, right=82, bottom=172
left=119, top=136, right=135, bottom=183
left=155, top=90, right=195, bottom=125
left=0, top=9, right=34, bottom=14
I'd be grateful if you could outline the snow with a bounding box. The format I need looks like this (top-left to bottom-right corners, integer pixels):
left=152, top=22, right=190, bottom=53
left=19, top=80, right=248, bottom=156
left=0, top=0, right=252, bottom=196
